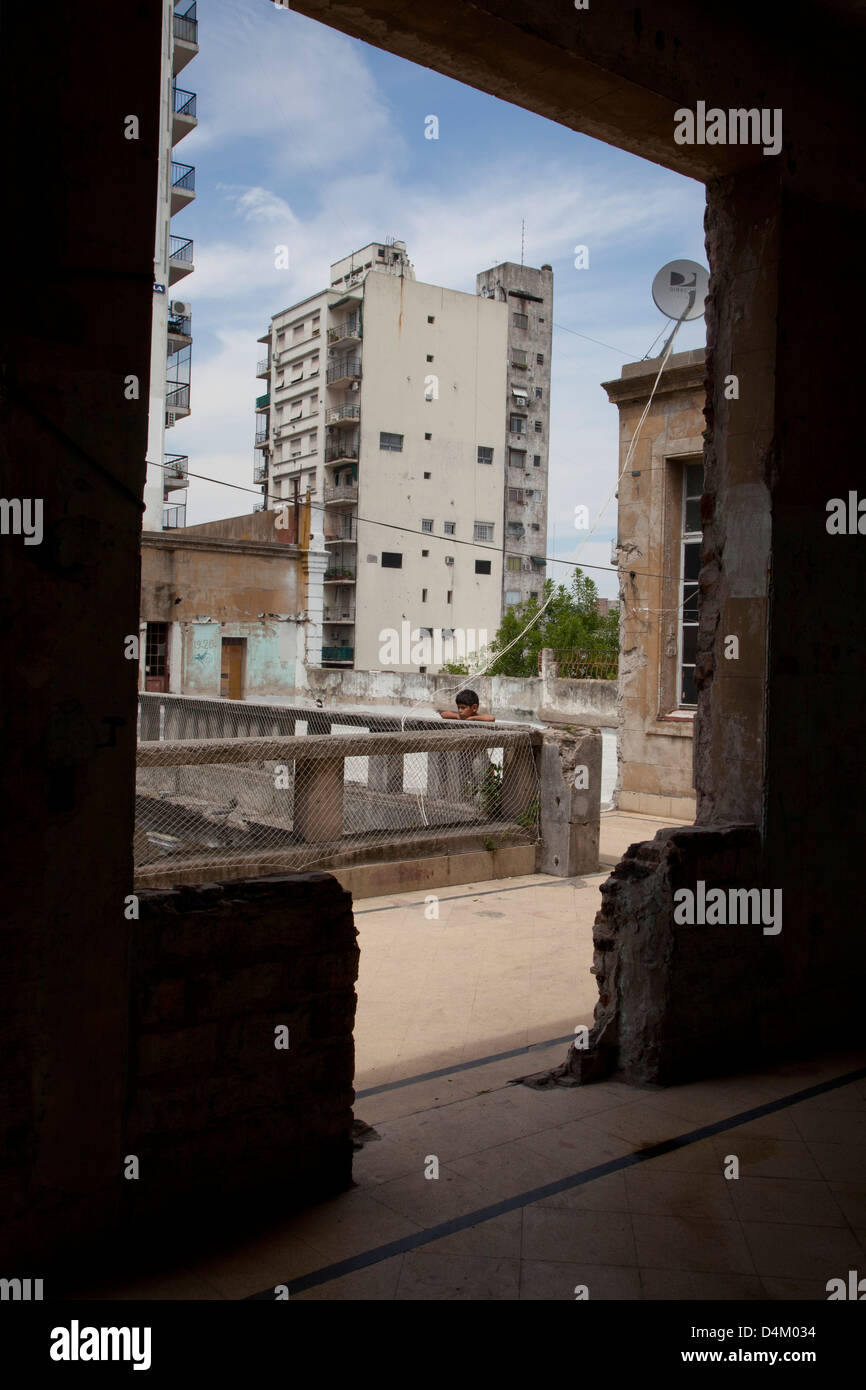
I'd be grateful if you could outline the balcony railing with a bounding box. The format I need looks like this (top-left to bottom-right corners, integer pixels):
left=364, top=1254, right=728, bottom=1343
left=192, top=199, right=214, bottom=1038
left=324, top=440, right=358, bottom=463
left=323, top=610, right=356, bottom=624
left=166, top=383, right=190, bottom=409
left=321, top=646, right=354, bottom=663
left=324, top=569, right=356, bottom=583
left=256, top=358, right=270, bottom=377
left=327, top=318, right=361, bottom=345
left=325, top=405, right=360, bottom=426
left=163, top=503, right=187, bottom=529
left=173, top=86, right=197, bottom=118
left=325, top=522, right=357, bottom=543
left=324, top=484, right=358, bottom=505
left=171, top=162, right=195, bottom=192
left=169, top=235, right=194, bottom=264
left=173, top=4, right=198, bottom=44
left=253, top=459, right=268, bottom=483
left=167, top=314, right=191, bottom=340
left=326, top=356, right=362, bottom=385
left=254, top=430, right=268, bottom=446
left=256, top=392, right=270, bottom=410
left=164, top=453, right=188, bottom=481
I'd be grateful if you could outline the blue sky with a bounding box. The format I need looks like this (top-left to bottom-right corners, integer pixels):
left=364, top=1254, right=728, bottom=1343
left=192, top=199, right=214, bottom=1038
left=175, top=0, right=707, bottom=598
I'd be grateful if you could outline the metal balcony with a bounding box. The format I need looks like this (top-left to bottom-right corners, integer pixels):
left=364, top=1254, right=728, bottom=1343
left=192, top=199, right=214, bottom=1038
left=325, top=404, right=360, bottom=427
left=255, top=392, right=270, bottom=410
left=323, top=484, right=358, bottom=505
left=165, top=382, right=190, bottom=412
left=324, top=569, right=356, bottom=583
left=163, top=503, right=187, bottom=529
left=167, top=312, right=192, bottom=344
left=326, top=356, right=362, bottom=387
left=254, top=431, right=269, bottom=447
left=168, top=235, right=194, bottom=285
left=172, top=86, right=197, bottom=145
left=256, top=358, right=270, bottom=378
left=163, top=452, right=188, bottom=484
left=321, top=646, right=354, bottom=664
left=324, top=439, right=358, bottom=463
left=170, top=162, right=196, bottom=215
left=327, top=318, right=361, bottom=348
left=173, top=4, right=198, bottom=73
left=253, top=459, right=268, bottom=484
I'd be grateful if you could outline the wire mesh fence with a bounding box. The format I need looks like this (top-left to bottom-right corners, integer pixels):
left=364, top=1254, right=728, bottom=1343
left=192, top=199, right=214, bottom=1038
left=538, top=648, right=618, bottom=681
left=135, top=697, right=540, bottom=887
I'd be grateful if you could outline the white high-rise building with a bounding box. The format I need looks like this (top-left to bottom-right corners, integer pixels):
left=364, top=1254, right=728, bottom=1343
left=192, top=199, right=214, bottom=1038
left=254, top=242, right=509, bottom=672
left=142, top=1, right=198, bottom=532
left=476, top=262, right=552, bottom=612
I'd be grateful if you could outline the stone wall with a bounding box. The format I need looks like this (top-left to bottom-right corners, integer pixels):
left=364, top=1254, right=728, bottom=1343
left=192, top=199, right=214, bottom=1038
left=123, top=873, right=358, bottom=1241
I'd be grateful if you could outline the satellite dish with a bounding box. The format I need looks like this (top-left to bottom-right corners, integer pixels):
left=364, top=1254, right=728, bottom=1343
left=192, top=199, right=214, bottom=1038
left=652, top=259, right=709, bottom=322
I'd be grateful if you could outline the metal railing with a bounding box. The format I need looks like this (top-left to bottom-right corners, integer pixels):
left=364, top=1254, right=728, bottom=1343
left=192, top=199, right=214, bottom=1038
left=173, top=4, right=198, bottom=44
left=164, top=453, right=188, bottom=481
left=171, top=162, right=195, bottom=192
left=256, top=358, right=270, bottom=376
left=255, top=430, right=269, bottom=446
left=163, top=503, right=187, bottom=528
left=169, top=235, right=194, bottom=263
left=540, top=648, right=618, bottom=681
left=253, top=459, right=268, bottom=483
left=325, top=568, right=356, bottom=582
left=324, top=441, right=359, bottom=463
left=326, top=356, right=362, bottom=384
left=323, top=484, right=358, bottom=504
left=327, top=319, right=360, bottom=344
left=166, top=383, right=190, bottom=409
left=173, top=86, right=197, bottom=118
left=325, top=405, right=360, bottom=425
left=321, top=646, right=354, bottom=662
left=167, top=313, right=192, bottom=338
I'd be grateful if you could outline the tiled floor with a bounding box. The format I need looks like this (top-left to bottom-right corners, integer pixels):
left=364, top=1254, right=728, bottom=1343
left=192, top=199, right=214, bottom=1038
left=75, top=812, right=866, bottom=1300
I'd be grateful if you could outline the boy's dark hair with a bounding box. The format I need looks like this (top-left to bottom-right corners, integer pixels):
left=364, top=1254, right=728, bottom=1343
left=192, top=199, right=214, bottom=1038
left=455, top=689, right=479, bottom=707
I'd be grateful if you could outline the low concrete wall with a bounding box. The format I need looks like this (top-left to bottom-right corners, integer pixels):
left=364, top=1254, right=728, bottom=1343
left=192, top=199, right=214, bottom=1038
left=123, top=873, right=358, bottom=1243
left=299, top=665, right=617, bottom=727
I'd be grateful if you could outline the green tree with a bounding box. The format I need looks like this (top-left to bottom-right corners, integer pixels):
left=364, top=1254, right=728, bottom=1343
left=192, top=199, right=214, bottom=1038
left=479, top=571, right=618, bottom=678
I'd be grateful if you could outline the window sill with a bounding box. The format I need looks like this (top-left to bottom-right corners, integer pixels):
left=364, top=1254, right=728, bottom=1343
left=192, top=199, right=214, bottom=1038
left=646, top=711, right=695, bottom=737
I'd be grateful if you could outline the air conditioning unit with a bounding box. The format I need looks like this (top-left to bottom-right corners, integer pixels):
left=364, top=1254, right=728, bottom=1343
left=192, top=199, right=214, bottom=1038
left=444, top=556, right=454, bottom=566
left=165, top=410, right=176, bottom=427
left=170, top=300, right=191, bottom=317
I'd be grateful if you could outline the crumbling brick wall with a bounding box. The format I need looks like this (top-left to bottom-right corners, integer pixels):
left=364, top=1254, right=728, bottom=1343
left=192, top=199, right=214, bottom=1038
left=124, top=872, right=358, bottom=1235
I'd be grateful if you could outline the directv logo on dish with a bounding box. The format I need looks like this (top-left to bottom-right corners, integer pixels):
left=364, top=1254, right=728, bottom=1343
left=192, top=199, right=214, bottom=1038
left=674, top=102, right=782, bottom=156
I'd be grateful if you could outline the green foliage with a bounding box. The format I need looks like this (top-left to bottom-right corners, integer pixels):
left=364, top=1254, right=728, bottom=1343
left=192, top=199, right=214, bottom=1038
left=482, top=571, right=619, bottom=678
left=440, top=661, right=470, bottom=675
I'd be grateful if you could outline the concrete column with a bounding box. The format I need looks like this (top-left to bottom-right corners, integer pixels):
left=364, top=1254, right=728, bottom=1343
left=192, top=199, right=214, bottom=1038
left=538, top=726, right=601, bottom=876
left=293, top=756, right=345, bottom=843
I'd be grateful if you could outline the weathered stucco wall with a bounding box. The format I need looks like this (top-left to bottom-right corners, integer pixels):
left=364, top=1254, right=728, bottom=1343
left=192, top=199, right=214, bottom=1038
left=141, top=532, right=302, bottom=623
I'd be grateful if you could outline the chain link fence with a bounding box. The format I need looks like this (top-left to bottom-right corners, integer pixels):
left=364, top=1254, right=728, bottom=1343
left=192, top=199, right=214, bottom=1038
left=135, top=696, right=540, bottom=887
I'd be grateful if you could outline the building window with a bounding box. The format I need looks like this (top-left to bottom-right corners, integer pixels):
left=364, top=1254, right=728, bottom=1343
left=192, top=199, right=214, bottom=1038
left=423, top=471, right=431, bottom=479
left=426, top=354, right=434, bottom=362
left=421, top=588, right=428, bottom=602
left=477, top=446, right=493, bottom=465
left=145, top=622, right=169, bottom=678
left=427, top=315, right=435, bottom=323
left=379, top=431, right=403, bottom=451
left=509, top=448, right=526, bottom=469
left=291, top=361, right=304, bottom=381
left=421, top=549, right=429, bottom=557
left=534, top=420, right=542, bottom=433
left=505, top=589, right=521, bottom=605
left=506, top=556, right=521, bottom=571
left=508, top=488, right=525, bottom=504
left=533, top=455, right=541, bottom=467
left=425, top=433, right=432, bottom=441
left=510, top=415, right=526, bottom=434
left=536, top=353, right=544, bottom=364
left=511, top=349, right=528, bottom=368
left=381, top=551, right=403, bottom=568
left=421, top=518, right=433, bottom=533
left=474, top=521, right=494, bottom=542
left=444, top=521, right=455, bottom=536
left=475, top=560, right=492, bottom=575
left=535, top=387, right=543, bottom=399
left=446, top=590, right=453, bottom=603
left=512, top=312, right=528, bottom=329
left=679, top=460, right=703, bottom=706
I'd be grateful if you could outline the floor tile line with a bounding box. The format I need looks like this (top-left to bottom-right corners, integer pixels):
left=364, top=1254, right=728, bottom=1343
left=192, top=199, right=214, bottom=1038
left=245, top=1063, right=866, bottom=1300
left=355, top=1034, right=575, bottom=1098
left=353, top=879, right=579, bottom=915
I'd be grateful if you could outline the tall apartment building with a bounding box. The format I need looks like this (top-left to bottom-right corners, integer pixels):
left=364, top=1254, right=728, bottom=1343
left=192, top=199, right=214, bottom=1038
left=142, top=1, right=198, bottom=533
left=476, top=262, right=552, bottom=612
left=254, top=242, right=508, bottom=672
